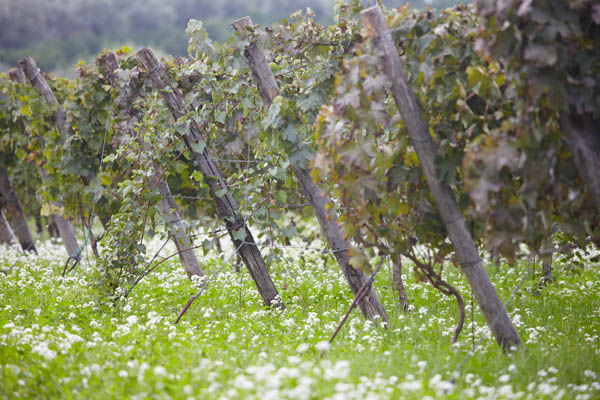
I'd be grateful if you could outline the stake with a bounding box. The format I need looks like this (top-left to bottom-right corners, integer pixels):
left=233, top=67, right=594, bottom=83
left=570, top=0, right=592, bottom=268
left=232, top=16, right=388, bottom=322
left=361, top=6, right=520, bottom=348
left=98, top=51, right=204, bottom=279
left=136, top=48, right=282, bottom=308
left=321, top=264, right=382, bottom=357
left=15, top=60, right=80, bottom=260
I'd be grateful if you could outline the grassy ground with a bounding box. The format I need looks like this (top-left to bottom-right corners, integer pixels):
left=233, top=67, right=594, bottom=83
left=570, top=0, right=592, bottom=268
left=0, top=238, right=598, bottom=399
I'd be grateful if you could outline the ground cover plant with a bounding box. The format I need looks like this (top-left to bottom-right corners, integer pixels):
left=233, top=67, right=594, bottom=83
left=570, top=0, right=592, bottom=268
left=1, top=1, right=600, bottom=398
left=1, top=238, right=599, bottom=399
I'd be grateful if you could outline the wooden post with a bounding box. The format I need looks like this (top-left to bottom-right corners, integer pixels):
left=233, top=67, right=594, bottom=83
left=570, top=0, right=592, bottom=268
left=232, top=16, right=388, bottom=322
left=18, top=57, right=67, bottom=136
left=7, top=69, right=39, bottom=254
left=13, top=61, right=80, bottom=259
left=97, top=52, right=204, bottom=279
left=0, top=168, right=37, bottom=253
left=361, top=6, right=520, bottom=348
left=392, top=256, right=409, bottom=310
left=136, top=48, right=282, bottom=308
left=0, top=209, right=17, bottom=246
left=540, top=237, right=553, bottom=287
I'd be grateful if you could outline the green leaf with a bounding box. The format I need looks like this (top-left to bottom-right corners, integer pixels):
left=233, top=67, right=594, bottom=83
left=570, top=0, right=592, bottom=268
left=263, top=95, right=283, bottom=129
left=282, top=124, right=299, bottom=144
left=191, top=171, right=203, bottom=182
left=19, top=104, right=32, bottom=117
left=232, top=227, right=246, bottom=242
left=189, top=139, right=206, bottom=154
left=202, top=238, right=215, bottom=251
left=274, top=190, right=287, bottom=203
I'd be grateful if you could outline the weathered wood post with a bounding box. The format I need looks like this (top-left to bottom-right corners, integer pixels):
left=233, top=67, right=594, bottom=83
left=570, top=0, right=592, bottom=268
left=136, top=48, right=282, bottom=308
left=0, top=168, right=37, bottom=253
left=232, top=16, right=388, bottom=322
left=14, top=60, right=80, bottom=259
left=539, top=237, right=553, bottom=287
left=6, top=69, right=42, bottom=254
left=0, top=209, right=17, bottom=246
left=97, top=51, right=204, bottom=279
left=361, top=6, right=520, bottom=348
left=391, top=256, right=409, bottom=310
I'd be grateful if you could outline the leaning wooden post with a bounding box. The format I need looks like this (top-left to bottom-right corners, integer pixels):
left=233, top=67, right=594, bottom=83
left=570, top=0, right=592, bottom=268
left=5, top=69, right=38, bottom=254
left=0, top=209, right=17, bottom=246
left=14, top=61, right=80, bottom=259
left=136, top=48, right=282, bottom=308
left=6, top=69, right=41, bottom=254
left=97, top=51, right=204, bottom=279
left=0, top=168, right=37, bottom=253
left=391, top=255, right=409, bottom=310
left=232, top=16, right=388, bottom=322
left=361, top=6, right=520, bottom=348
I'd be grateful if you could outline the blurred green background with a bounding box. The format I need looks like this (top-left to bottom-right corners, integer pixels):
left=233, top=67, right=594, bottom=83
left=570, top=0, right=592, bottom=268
left=0, top=0, right=467, bottom=76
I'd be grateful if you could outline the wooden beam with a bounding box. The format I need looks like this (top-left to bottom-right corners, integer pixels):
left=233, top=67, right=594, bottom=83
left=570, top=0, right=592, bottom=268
left=14, top=60, right=80, bottom=259
left=0, top=209, right=17, bottom=246
left=0, top=167, right=37, bottom=253
left=233, top=16, right=388, bottom=322
left=136, top=48, right=282, bottom=308
left=361, top=5, right=520, bottom=348
left=98, top=52, right=204, bottom=279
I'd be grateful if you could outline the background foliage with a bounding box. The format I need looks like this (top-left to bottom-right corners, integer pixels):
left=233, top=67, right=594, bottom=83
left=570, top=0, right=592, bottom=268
left=0, top=0, right=469, bottom=75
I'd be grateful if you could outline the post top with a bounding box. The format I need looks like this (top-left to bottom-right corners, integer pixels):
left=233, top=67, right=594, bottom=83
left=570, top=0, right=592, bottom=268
left=136, top=47, right=159, bottom=69
left=18, top=56, right=36, bottom=69
left=97, top=51, right=118, bottom=70
left=8, top=68, right=25, bottom=83
left=232, top=16, right=253, bottom=33
left=360, top=5, right=386, bottom=38
left=136, top=47, right=154, bottom=57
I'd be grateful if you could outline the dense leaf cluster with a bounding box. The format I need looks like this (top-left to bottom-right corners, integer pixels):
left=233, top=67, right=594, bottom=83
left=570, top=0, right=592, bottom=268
left=0, top=0, right=597, bottom=299
left=466, top=0, right=600, bottom=255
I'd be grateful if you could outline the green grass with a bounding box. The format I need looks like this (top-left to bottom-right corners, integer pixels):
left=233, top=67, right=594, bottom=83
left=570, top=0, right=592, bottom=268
left=0, top=239, right=599, bottom=399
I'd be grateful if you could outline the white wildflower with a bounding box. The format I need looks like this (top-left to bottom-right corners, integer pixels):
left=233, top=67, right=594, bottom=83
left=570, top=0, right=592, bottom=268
left=316, top=341, right=330, bottom=352
left=399, top=380, right=422, bottom=391
left=584, top=370, right=597, bottom=380
left=497, top=385, right=514, bottom=397
left=429, top=374, right=453, bottom=394
left=296, top=343, right=309, bottom=353
left=287, top=356, right=301, bottom=364
left=32, top=342, right=57, bottom=360
left=233, top=374, right=254, bottom=390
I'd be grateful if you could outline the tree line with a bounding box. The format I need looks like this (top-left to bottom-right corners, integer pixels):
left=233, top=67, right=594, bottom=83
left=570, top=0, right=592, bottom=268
left=0, top=0, right=468, bottom=74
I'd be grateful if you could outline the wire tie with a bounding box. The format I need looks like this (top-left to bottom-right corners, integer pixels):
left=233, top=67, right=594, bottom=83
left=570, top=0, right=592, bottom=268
left=31, top=68, right=41, bottom=82
left=147, top=63, right=162, bottom=76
